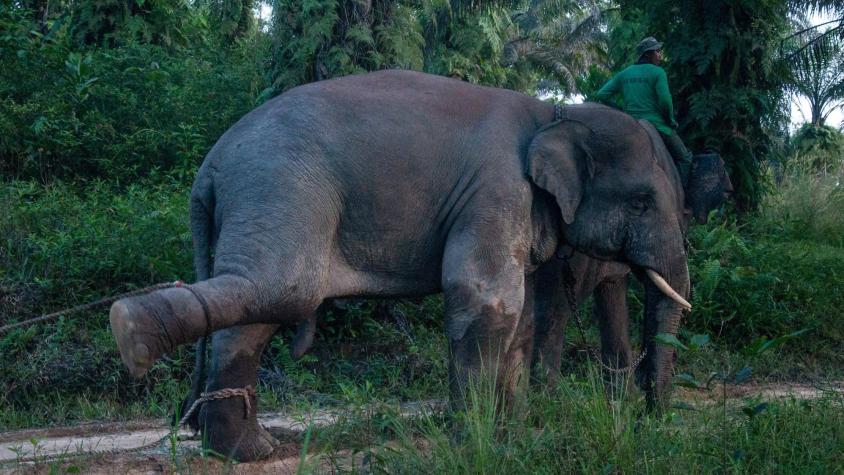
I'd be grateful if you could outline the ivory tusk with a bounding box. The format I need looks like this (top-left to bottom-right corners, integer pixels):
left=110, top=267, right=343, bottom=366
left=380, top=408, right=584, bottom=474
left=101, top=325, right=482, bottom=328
left=645, top=269, right=692, bottom=311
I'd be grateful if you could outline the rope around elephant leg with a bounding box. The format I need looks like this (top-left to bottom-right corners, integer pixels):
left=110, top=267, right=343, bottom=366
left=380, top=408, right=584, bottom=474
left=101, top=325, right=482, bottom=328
left=0, top=280, right=184, bottom=335
left=178, top=385, right=257, bottom=428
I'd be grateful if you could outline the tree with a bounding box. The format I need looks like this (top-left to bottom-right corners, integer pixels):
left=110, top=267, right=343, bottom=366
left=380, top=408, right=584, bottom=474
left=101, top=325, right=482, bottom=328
left=784, top=16, right=844, bottom=126
left=67, top=0, right=192, bottom=46
left=789, top=123, right=844, bottom=174
left=266, top=1, right=523, bottom=95
left=616, top=0, right=793, bottom=210
left=501, top=0, right=611, bottom=95
left=267, top=0, right=416, bottom=94
left=203, top=0, right=257, bottom=41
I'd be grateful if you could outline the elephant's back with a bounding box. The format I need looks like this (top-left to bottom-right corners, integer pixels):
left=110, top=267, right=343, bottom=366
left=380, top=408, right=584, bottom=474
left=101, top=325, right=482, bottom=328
left=200, top=69, right=548, bottom=222
left=192, top=71, right=552, bottom=297
left=229, top=70, right=542, bottom=157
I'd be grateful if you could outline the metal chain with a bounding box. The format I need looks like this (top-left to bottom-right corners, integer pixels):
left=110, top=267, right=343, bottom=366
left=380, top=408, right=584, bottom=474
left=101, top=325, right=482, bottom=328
left=178, top=385, right=256, bottom=427
left=558, top=257, right=647, bottom=374
left=0, top=281, right=184, bottom=335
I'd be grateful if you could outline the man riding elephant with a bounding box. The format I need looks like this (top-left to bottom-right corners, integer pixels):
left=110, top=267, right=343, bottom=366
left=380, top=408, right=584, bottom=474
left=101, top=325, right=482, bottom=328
left=594, top=36, right=694, bottom=186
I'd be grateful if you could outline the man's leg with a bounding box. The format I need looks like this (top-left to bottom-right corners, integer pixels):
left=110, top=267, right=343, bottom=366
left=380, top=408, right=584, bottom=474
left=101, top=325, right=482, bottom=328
left=659, top=132, right=693, bottom=186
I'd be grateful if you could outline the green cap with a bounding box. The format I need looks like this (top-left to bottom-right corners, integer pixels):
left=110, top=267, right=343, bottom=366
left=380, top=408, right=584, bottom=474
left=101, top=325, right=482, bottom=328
left=636, top=37, right=663, bottom=57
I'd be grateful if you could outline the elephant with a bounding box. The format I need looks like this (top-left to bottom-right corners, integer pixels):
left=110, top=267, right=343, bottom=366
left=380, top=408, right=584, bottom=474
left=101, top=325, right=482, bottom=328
left=107, top=70, right=692, bottom=461
left=531, top=124, right=733, bottom=409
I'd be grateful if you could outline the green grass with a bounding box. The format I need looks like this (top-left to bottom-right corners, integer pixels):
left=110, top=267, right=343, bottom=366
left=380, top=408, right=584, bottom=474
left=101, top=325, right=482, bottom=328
left=302, top=367, right=844, bottom=473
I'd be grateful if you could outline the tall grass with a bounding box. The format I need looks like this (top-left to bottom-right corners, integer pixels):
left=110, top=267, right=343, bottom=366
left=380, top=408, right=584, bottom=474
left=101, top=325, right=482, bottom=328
left=681, top=159, right=844, bottom=374
left=754, top=161, right=844, bottom=247
left=366, top=368, right=844, bottom=473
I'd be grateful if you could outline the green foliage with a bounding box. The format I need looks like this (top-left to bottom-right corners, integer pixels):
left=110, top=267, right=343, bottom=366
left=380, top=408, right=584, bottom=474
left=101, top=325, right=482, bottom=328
left=265, top=1, right=576, bottom=98
left=503, top=0, right=611, bottom=95
left=67, top=0, right=193, bottom=47
left=267, top=0, right=401, bottom=94
left=202, top=0, right=256, bottom=42
left=757, top=147, right=844, bottom=246
left=616, top=0, right=792, bottom=210
left=787, top=123, right=844, bottom=173
left=0, top=12, right=268, bottom=182
left=684, top=214, right=844, bottom=367
left=0, top=179, right=194, bottom=429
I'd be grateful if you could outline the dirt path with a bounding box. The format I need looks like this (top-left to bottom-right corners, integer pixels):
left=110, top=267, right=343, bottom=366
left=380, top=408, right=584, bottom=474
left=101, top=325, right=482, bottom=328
left=1, top=382, right=841, bottom=474
left=675, top=379, right=844, bottom=404
left=0, top=401, right=443, bottom=474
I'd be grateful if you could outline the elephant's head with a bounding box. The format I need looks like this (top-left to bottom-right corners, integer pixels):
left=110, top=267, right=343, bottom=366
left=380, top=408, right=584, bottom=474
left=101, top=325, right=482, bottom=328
left=527, top=104, right=691, bottom=310
left=527, top=104, right=692, bottom=408
left=686, top=152, right=733, bottom=224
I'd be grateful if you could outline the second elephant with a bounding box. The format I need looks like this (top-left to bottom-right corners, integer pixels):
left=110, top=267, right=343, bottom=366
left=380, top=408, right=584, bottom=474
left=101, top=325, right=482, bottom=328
left=532, top=122, right=733, bottom=409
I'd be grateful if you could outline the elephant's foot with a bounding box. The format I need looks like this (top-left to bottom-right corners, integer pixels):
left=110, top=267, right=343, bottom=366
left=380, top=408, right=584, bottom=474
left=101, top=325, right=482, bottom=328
left=213, top=422, right=278, bottom=462
left=200, top=397, right=279, bottom=462
left=110, top=288, right=207, bottom=378
left=110, top=299, right=166, bottom=378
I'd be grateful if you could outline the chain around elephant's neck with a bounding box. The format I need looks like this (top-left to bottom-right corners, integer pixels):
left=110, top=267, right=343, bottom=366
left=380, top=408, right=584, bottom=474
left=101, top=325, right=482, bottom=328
left=554, top=103, right=566, bottom=121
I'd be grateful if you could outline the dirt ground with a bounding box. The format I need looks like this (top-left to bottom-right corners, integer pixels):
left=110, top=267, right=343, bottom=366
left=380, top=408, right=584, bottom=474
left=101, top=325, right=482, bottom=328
left=0, top=384, right=840, bottom=474
left=0, top=401, right=440, bottom=474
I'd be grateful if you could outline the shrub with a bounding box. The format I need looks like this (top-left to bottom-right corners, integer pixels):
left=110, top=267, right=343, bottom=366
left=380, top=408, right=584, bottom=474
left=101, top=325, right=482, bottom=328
left=0, top=179, right=194, bottom=429
left=0, top=8, right=268, bottom=183
left=684, top=214, right=844, bottom=369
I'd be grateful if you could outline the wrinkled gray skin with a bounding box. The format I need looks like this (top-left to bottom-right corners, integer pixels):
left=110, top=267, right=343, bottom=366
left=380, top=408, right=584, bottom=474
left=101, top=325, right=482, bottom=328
left=108, top=70, right=691, bottom=461
left=532, top=135, right=733, bottom=410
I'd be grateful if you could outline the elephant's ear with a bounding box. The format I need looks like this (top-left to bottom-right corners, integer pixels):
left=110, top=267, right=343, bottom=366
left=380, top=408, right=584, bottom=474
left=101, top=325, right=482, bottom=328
left=527, top=122, right=594, bottom=224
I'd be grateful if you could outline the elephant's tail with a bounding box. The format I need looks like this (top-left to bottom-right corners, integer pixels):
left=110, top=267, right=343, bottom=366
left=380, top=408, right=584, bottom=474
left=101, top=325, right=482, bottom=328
left=177, top=173, right=216, bottom=431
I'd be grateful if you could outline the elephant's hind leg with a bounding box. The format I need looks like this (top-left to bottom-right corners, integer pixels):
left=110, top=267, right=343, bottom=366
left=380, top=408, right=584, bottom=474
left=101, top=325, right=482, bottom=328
left=110, top=271, right=324, bottom=379
left=198, top=323, right=280, bottom=462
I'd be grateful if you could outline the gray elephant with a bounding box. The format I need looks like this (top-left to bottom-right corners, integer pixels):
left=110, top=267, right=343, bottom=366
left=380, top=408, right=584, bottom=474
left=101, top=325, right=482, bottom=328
left=107, top=70, right=692, bottom=461
left=531, top=130, right=733, bottom=409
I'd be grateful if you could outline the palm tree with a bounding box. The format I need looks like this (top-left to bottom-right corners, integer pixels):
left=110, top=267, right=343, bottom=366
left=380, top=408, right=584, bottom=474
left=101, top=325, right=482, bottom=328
left=785, top=0, right=843, bottom=62
left=786, top=16, right=844, bottom=126
left=501, top=0, right=611, bottom=94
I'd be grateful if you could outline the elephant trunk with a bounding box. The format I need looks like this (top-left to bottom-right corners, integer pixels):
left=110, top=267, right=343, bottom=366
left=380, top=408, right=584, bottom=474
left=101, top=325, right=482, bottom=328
left=109, top=275, right=257, bottom=378
left=639, top=267, right=689, bottom=412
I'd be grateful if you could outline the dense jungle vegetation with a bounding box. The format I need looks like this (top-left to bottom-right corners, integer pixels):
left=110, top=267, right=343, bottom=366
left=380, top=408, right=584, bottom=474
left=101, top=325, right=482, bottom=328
left=1, top=0, right=844, bottom=471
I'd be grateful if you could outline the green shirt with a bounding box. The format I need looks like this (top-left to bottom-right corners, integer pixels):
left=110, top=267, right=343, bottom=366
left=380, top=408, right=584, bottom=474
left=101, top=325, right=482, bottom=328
left=594, top=63, right=678, bottom=136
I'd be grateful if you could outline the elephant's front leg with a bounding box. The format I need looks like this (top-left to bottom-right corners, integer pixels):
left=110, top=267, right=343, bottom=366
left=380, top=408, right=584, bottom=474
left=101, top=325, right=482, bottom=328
left=198, top=323, right=280, bottom=462
left=594, top=275, right=634, bottom=396
left=442, top=232, right=527, bottom=409
left=531, top=262, right=570, bottom=386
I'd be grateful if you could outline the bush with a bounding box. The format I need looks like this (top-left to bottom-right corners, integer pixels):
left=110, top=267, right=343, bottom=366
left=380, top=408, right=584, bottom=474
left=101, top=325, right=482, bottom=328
left=684, top=210, right=844, bottom=369
left=0, top=7, right=268, bottom=182
left=0, top=179, right=194, bottom=429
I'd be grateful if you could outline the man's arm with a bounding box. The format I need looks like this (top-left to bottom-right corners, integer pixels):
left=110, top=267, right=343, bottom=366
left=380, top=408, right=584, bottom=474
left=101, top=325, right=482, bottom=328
left=655, top=68, right=678, bottom=128
left=594, top=74, right=621, bottom=107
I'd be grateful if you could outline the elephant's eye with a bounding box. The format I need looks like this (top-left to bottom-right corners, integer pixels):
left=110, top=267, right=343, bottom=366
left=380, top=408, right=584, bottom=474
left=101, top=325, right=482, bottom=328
left=628, top=195, right=650, bottom=216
